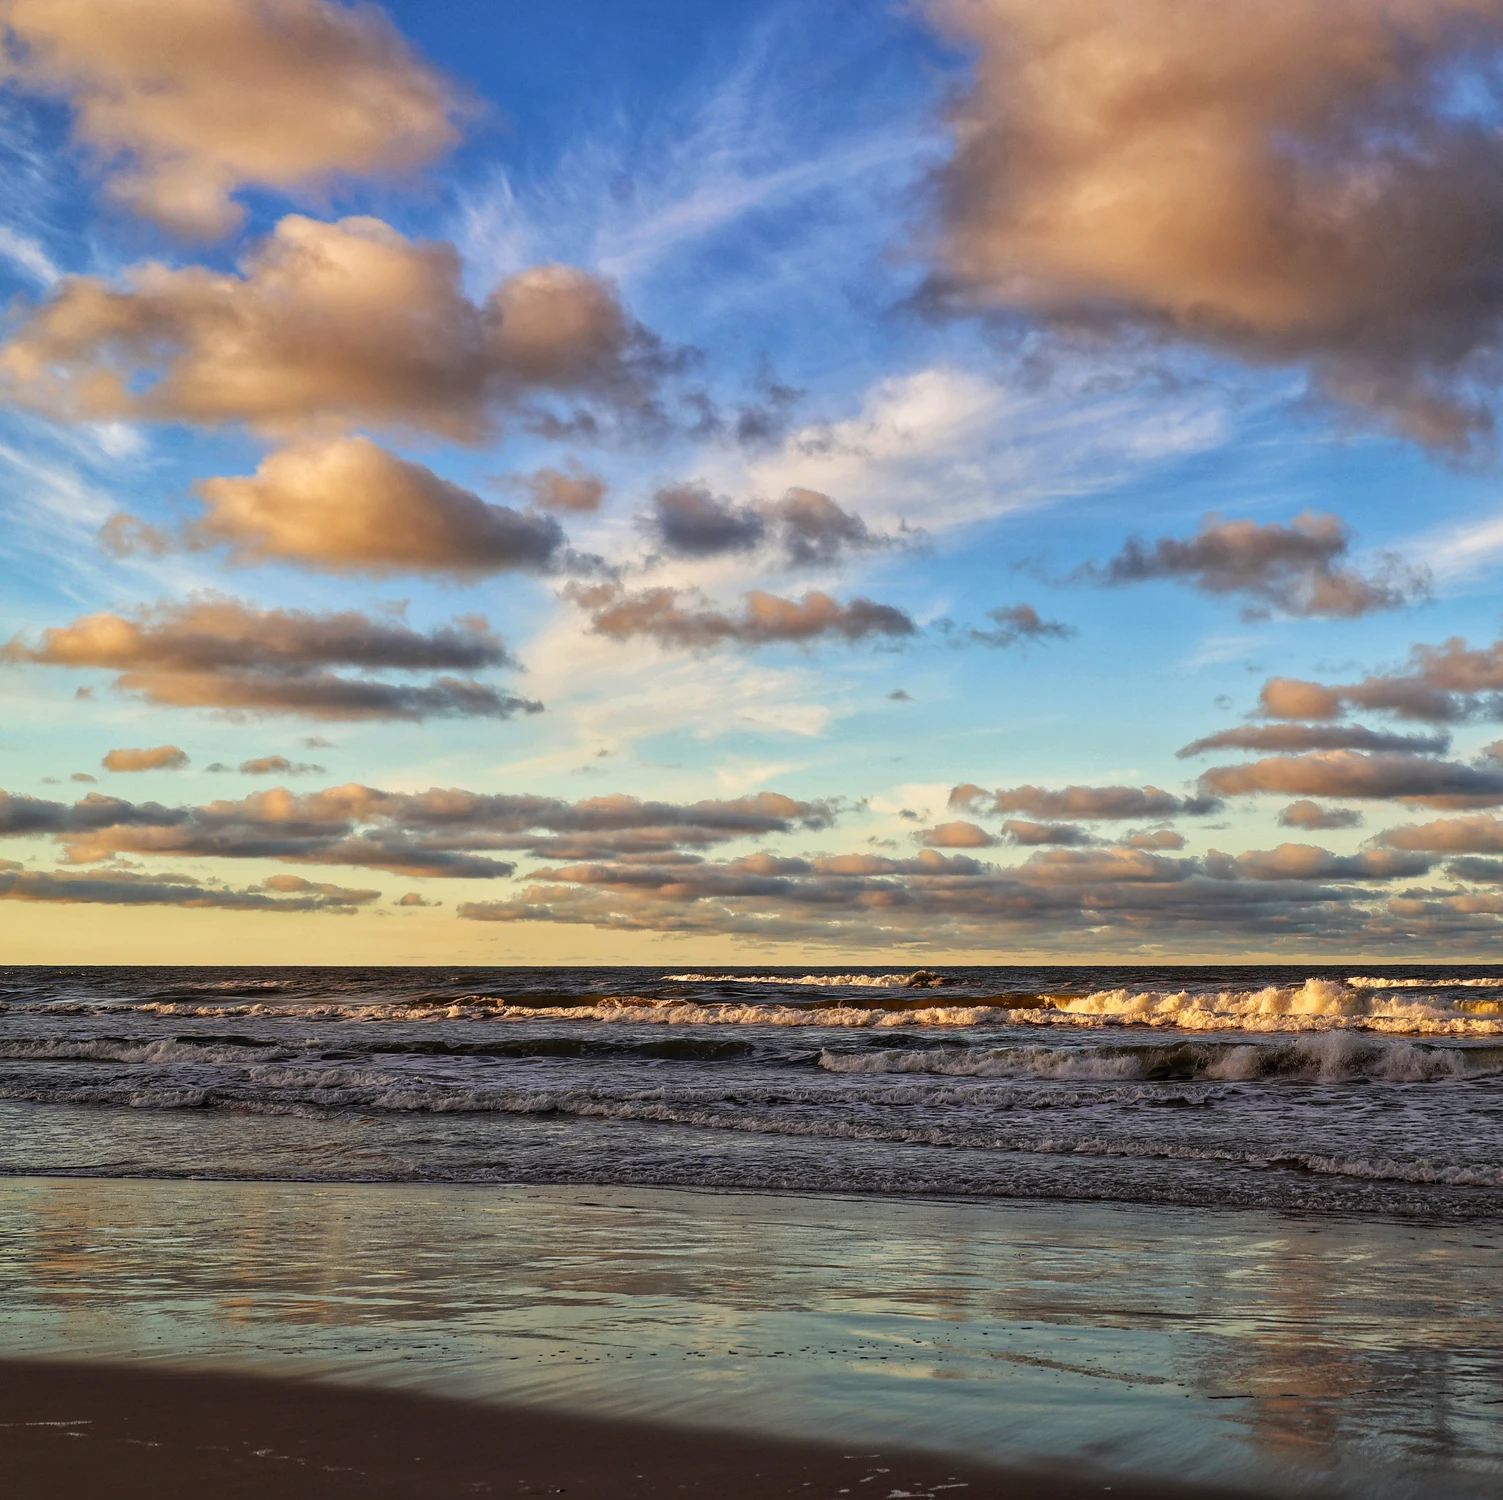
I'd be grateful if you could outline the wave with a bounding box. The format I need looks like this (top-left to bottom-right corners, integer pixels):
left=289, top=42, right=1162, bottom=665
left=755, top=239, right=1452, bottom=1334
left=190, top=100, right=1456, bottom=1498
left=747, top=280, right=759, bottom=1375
left=664, top=972, right=951, bottom=988
left=819, top=1034, right=1496, bottom=1083
left=4, top=1077, right=1497, bottom=1192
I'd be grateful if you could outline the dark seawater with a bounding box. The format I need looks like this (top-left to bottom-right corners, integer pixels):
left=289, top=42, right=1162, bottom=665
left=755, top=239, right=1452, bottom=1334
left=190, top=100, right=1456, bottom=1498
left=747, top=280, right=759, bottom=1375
left=2, top=963, right=1501, bottom=1220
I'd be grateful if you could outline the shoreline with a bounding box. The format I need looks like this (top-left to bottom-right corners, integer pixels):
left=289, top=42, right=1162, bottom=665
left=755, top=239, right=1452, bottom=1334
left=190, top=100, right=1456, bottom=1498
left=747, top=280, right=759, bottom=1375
left=0, top=1357, right=1265, bottom=1500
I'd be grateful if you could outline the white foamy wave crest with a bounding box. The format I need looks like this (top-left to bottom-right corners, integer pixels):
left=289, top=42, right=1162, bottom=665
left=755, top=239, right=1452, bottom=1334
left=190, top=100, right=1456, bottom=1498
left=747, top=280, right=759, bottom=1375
left=0, top=1037, right=294, bottom=1065
left=1348, top=975, right=1503, bottom=989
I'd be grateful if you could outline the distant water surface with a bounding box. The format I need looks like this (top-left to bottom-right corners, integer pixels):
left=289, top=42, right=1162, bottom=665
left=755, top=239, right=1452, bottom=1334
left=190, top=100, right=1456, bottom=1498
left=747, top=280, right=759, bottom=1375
left=2, top=963, right=1501, bottom=1218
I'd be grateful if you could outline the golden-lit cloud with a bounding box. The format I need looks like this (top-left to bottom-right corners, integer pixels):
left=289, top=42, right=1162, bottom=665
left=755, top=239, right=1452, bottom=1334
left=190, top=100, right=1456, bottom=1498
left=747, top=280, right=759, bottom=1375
left=1179, top=724, right=1450, bottom=757
left=928, top=0, right=1503, bottom=447
left=519, top=464, right=607, bottom=513
left=101, top=744, right=187, bottom=772
left=2, top=597, right=538, bottom=720
left=1200, top=750, right=1503, bottom=808
left=0, top=215, right=657, bottom=439
left=110, top=437, right=566, bottom=577
left=0, top=0, right=463, bottom=238
left=1278, top=800, right=1364, bottom=831
left=568, top=583, right=917, bottom=649
left=1257, top=634, right=1503, bottom=724
left=0, top=782, right=840, bottom=879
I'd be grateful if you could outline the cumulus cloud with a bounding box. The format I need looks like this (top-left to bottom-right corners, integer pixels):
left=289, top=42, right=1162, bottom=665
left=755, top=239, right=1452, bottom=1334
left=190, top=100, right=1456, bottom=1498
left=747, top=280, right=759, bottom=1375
left=108, top=437, right=565, bottom=577
left=396, top=891, right=440, bottom=907
left=0, top=215, right=662, bottom=439
left=1378, top=812, right=1503, bottom=853
left=1278, top=800, right=1364, bottom=831
left=998, top=819, right=1095, bottom=847
left=1081, top=514, right=1425, bottom=620
left=1201, top=751, right=1503, bottom=809
left=916, top=819, right=999, bottom=848
left=1258, top=634, right=1503, bottom=724
left=0, top=865, right=378, bottom=911
left=967, top=603, right=1075, bottom=648
left=566, top=583, right=917, bottom=651
left=518, top=464, right=606, bottom=513
left=101, top=744, right=187, bottom=772
left=951, top=781, right=1220, bottom=820
left=2, top=597, right=539, bottom=721
left=454, top=834, right=1461, bottom=950
left=1179, top=723, right=1450, bottom=757
left=0, top=0, right=463, bottom=238
left=762, top=488, right=893, bottom=567
left=239, top=755, right=324, bottom=776
left=0, top=783, right=839, bottom=879
left=926, top=0, right=1503, bottom=449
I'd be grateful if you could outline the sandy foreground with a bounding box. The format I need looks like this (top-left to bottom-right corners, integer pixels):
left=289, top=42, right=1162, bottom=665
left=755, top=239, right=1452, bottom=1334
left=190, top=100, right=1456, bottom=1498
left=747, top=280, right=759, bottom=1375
left=0, top=1359, right=1265, bottom=1500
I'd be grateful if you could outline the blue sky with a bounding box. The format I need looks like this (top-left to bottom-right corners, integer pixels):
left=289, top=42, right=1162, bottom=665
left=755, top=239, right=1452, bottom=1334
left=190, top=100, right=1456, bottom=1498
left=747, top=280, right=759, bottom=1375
left=5, top=0, right=1503, bottom=963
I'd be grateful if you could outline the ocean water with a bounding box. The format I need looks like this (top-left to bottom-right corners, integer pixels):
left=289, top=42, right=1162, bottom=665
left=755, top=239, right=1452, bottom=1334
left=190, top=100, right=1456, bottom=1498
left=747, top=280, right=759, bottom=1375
left=3, top=963, right=1501, bottom=1221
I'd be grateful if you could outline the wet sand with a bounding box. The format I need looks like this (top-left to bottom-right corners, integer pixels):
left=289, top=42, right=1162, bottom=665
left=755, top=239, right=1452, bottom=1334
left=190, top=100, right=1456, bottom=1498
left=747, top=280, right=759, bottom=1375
left=0, top=1358, right=1259, bottom=1500
left=2, top=1177, right=1499, bottom=1498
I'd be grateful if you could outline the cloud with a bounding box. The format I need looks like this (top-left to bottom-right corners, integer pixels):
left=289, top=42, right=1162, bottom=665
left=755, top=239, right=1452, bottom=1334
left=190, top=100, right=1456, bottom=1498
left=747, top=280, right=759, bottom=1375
left=916, top=819, right=999, bottom=848
left=1208, top=843, right=1435, bottom=882
left=951, top=781, right=1220, bottom=820
left=968, top=603, right=1074, bottom=648
left=0, top=0, right=463, bottom=238
left=396, top=891, right=440, bottom=907
left=1378, top=812, right=1503, bottom=853
left=1201, top=751, right=1503, bottom=809
left=647, top=482, right=766, bottom=556
left=519, top=464, right=606, bottom=513
left=1081, top=514, right=1426, bottom=620
left=566, top=583, right=917, bottom=650
left=453, top=834, right=1462, bottom=950
left=69, top=772, right=96, bottom=784
left=101, top=744, right=187, bottom=772
left=2, top=596, right=540, bottom=721
left=0, top=215, right=662, bottom=439
left=1278, top=800, right=1364, bottom=831
left=762, top=488, right=893, bottom=566
left=109, top=437, right=565, bottom=577
left=1179, top=723, right=1451, bottom=757
left=999, top=819, right=1095, bottom=847
left=925, top=0, right=1503, bottom=449
left=0, top=782, right=839, bottom=879
left=0, top=865, right=378, bottom=911
left=239, top=755, right=324, bottom=776
left=1258, top=634, right=1503, bottom=724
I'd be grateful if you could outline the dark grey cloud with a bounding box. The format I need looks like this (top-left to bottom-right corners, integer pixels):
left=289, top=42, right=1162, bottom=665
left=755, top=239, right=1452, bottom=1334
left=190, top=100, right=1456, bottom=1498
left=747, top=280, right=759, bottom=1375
left=1179, top=723, right=1450, bottom=758
left=567, top=584, right=917, bottom=650
left=0, top=865, right=378, bottom=912
left=1080, top=514, right=1426, bottom=620
left=2, top=597, right=538, bottom=721
left=648, top=483, right=766, bottom=557
left=951, top=782, right=1221, bottom=821
left=968, top=604, right=1075, bottom=649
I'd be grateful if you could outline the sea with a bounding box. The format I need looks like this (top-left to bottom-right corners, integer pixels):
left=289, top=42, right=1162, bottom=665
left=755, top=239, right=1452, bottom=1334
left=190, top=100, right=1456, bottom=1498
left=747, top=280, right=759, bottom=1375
left=3, top=962, right=1501, bottom=1221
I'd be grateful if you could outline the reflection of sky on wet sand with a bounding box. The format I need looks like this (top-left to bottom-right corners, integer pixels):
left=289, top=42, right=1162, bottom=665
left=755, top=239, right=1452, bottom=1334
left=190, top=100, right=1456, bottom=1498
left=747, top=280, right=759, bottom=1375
left=1, top=1179, right=1498, bottom=1498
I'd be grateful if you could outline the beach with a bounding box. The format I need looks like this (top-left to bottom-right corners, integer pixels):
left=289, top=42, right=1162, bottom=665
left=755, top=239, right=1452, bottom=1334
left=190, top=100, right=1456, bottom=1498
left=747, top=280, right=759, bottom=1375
left=2, top=964, right=1501, bottom=1497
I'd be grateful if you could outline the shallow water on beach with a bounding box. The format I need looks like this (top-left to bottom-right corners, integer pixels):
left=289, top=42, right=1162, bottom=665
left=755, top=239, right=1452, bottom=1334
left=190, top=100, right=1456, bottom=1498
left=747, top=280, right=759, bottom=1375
left=0, top=1177, right=1498, bottom=1499
left=2, top=964, right=1502, bottom=1219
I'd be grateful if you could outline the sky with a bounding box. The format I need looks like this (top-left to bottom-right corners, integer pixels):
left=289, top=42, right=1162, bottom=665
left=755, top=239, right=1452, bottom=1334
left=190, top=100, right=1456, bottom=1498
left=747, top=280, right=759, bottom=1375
left=8, top=0, right=1503, bottom=964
